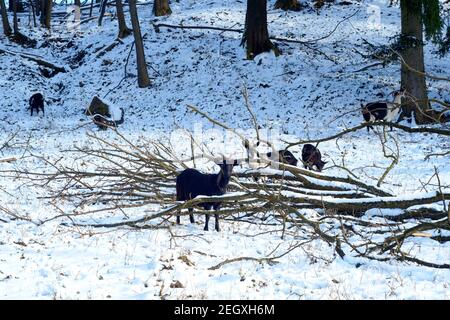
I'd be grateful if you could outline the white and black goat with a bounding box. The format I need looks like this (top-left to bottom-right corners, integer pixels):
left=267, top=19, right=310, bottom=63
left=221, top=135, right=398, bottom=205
left=175, top=159, right=238, bottom=231
left=361, top=89, right=406, bottom=131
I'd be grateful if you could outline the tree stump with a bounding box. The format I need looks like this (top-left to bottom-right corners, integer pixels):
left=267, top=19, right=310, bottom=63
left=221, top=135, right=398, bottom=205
left=85, top=96, right=111, bottom=117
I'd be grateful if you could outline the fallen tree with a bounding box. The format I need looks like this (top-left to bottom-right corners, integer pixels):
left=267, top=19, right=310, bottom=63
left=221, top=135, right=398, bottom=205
left=2, top=116, right=448, bottom=269
left=0, top=47, right=68, bottom=74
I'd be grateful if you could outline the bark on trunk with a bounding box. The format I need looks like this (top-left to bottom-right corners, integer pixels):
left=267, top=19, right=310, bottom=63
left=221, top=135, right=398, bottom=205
left=29, top=0, right=36, bottom=27
left=116, top=0, right=131, bottom=38
left=12, top=0, right=18, bottom=34
left=98, top=0, right=107, bottom=26
left=40, top=0, right=51, bottom=28
left=153, top=0, right=171, bottom=17
left=400, top=0, right=431, bottom=124
left=0, top=0, right=11, bottom=36
left=35, top=0, right=40, bottom=16
left=274, top=0, right=303, bottom=11
left=241, top=0, right=279, bottom=60
left=129, top=0, right=151, bottom=88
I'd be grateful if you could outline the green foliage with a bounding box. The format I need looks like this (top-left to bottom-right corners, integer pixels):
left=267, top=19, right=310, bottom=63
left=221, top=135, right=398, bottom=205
left=422, top=0, right=442, bottom=41
left=436, top=25, right=450, bottom=56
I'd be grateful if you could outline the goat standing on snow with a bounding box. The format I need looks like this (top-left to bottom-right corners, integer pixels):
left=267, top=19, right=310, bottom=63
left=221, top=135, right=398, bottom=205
left=175, top=159, right=238, bottom=231
left=29, top=93, right=45, bottom=116
left=361, top=89, right=407, bottom=131
left=302, top=144, right=327, bottom=172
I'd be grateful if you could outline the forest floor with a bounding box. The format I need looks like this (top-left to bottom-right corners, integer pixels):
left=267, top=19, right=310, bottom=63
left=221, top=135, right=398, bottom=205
left=0, top=0, right=449, bottom=299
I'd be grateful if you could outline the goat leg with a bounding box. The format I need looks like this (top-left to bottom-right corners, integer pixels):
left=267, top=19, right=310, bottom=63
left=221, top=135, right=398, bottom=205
left=189, top=208, right=195, bottom=223
left=214, top=213, right=220, bottom=232
left=204, top=213, right=210, bottom=231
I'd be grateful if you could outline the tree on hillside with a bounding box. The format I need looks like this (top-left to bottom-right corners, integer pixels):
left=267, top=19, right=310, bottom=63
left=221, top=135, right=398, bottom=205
left=116, top=0, right=131, bottom=38
left=8, top=0, right=23, bottom=12
left=274, top=0, right=303, bottom=11
left=98, top=0, right=108, bottom=26
left=129, top=0, right=151, bottom=88
left=241, top=0, right=280, bottom=60
left=0, top=0, right=12, bottom=36
left=153, top=0, right=171, bottom=16
left=40, top=0, right=52, bottom=29
left=12, top=0, right=18, bottom=34
left=399, top=0, right=443, bottom=124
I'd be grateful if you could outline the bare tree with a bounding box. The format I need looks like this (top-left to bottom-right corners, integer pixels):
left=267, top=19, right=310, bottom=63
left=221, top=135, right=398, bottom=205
left=400, top=0, right=443, bottom=124
left=153, top=0, right=171, bottom=17
left=40, top=0, right=51, bottom=29
left=129, top=0, right=150, bottom=88
left=116, top=0, right=131, bottom=38
left=400, top=0, right=429, bottom=123
left=241, top=0, right=279, bottom=60
left=12, top=0, right=17, bottom=34
left=98, top=0, right=107, bottom=26
left=0, top=0, right=11, bottom=36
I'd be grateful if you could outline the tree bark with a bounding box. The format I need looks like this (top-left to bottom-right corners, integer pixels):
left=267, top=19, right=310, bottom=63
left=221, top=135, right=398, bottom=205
left=116, top=0, right=131, bottom=38
left=274, top=0, right=303, bottom=11
left=0, top=0, right=12, bottom=36
left=12, top=0, right=17, bottom=34
left=29, top=0, right=36, bottom=27
left=129, top=0, right=150, bottom=88
left=35, top=0, right=40, bottom=16
left=9, top=0, right=23, bottom=11
left=400, top=0, right=431, bottom=124
left=241, top=0, right=279, bottom=60
left=98, top=0, right=107, bottom=26
left=40, top=0, right=51, bottom=28
left=153, top=0, right=171, bottom=17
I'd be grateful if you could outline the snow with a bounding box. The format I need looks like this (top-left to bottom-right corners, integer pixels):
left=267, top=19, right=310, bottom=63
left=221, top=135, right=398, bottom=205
left=0, top=0, right=449, bottom=299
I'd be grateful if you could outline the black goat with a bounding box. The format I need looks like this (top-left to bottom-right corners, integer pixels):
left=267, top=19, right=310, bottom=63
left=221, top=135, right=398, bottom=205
left=93, top=108, right=125, bottom=130
left=361, top=89, right=406, bottom=132
left=176, top=159, right=238, bottom=231
left=302, top=144, right=327, bottom=172
left=29, top=93, right=45, bottom=116
left=266, top=149, right=298, bottom=166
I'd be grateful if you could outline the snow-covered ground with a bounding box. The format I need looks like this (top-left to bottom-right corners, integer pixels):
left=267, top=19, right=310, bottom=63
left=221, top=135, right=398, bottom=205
left=0, top=0, right=449, bottom=299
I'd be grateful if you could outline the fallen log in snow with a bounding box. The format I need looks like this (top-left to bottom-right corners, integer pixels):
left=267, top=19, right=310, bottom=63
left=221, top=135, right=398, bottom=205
left=0, top=47, right=68, bottom=74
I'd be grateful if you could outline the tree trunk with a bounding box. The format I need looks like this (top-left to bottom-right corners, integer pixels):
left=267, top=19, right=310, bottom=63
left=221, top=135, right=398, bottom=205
left=241, top=0, right=279, bottom=60
left=12, top=0, right=18, bottom=34
left=98, top=0, right=107, bottom=26
left=116, top=0, right=131, bottom=38
left=39, top=0, right=44, bottom=24
left=29, top=0, right=36, bottom=27
left=400, top=0, right=431, bottom=124
left=35, top=0, right=40, bottom=16
left=44, top=0, right=51, bottom=28
left=0, top=0, right=12, bottom=36
left=274, top=0, right=303, bottom=11
left=40, top=0, right=51, bottom=28
left=153, top=0, right=171, bottom=17
left=129, top=0, right=150, bottom=88
left=89, top=0, right=94, bottom=17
